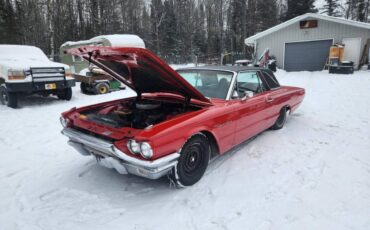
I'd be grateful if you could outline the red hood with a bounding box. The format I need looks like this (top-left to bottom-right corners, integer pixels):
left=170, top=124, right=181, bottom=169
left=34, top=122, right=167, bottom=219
left=67, top=47, right=211, bottom=104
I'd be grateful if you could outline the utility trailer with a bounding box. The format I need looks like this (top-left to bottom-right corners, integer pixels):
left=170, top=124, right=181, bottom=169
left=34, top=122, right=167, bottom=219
left=73, top=66, right=124, bottom=95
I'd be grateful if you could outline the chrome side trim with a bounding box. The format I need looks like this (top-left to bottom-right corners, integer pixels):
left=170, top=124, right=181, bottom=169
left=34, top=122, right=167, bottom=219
left=61, top=128, right=180, bottom=179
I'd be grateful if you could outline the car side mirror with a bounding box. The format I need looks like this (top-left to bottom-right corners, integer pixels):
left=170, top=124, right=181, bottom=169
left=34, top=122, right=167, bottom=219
left=231, top=90, right=239, bottom=99
left=241, top=90, right=254, bottom=101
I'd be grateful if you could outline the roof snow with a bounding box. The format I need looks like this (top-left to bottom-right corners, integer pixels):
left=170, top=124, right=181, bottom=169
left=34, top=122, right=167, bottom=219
left=0, top=45, right=49, bottom=61
left=245, top=13, right=370, bottom=44
left=61, top=34, right=145, bottom=48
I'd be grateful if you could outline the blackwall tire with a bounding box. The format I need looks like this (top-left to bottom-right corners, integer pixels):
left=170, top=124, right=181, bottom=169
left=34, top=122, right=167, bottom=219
left=170, top=134, right=210, bottom=187
left=271, top=107, right=287, bottom=130
left=57, top=88, right=72, bottom=101
left=0, top=85, right=18, bottom=108
left=80, top=82, right=89, bottom=94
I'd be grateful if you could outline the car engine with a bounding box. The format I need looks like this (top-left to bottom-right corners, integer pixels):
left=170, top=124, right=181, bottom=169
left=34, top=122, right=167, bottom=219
left=84, top=99, right=197, bottom=129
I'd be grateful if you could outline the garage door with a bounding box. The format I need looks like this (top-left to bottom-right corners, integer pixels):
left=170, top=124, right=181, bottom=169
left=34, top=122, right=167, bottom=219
left=284, top=39, right=333, bottom=72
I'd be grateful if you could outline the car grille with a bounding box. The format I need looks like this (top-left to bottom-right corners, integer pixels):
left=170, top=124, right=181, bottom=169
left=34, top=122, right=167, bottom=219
left=30, top=67, right=65, bottom=82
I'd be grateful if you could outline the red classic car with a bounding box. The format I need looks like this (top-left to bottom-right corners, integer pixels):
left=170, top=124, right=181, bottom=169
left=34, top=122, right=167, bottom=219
left=60, top=47, right=305, bottom=187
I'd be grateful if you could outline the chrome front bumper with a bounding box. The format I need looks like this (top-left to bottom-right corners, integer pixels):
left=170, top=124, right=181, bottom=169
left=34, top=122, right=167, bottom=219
left=61, top=128, right=180, bottom=179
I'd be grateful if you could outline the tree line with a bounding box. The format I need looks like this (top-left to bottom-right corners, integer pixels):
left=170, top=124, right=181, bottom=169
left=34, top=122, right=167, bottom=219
left=0, top=0, right=369, bottom=63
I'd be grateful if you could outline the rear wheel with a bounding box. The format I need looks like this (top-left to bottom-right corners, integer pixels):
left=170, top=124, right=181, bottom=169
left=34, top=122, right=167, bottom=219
left=94, top=82, right=109, bottom=95
left=170, top=134, right=210, bottom=187
left=57, top=87, right=72, bottom=101
left=80, top=82, right=89, bottom=94
left=271, top=107, right=287, bottom=130
left=0, top=84, right=18, bottom=108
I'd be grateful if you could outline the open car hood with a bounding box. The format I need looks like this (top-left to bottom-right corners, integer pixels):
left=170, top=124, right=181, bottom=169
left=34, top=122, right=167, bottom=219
left=67, top=47, right=211, bottom=104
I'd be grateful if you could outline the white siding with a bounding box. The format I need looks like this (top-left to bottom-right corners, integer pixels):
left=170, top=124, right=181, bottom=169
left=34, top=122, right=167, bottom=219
left=256, top=17, right=370, bottom=69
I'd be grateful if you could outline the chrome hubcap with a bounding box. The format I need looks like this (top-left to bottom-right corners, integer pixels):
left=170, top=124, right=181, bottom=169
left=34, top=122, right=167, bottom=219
left=190, top=156, right=195, bottom=163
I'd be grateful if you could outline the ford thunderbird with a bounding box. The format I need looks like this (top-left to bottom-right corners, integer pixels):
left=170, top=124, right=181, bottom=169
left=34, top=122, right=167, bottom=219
left=60, top=47, right=305, bottom=186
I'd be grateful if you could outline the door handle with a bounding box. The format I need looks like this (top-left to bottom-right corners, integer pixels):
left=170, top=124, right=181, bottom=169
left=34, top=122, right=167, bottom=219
left=266, top=96, right=274, bottom=103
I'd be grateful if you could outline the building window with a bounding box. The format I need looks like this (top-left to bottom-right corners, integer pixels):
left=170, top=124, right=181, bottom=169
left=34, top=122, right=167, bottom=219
left=300, top=20, right=318, bottom=29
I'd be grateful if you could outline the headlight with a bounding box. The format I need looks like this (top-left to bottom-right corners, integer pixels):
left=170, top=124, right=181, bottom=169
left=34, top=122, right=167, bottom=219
left=8, top=70, right=26, bottom=80
left=65, top=69, right=73, bottom=78
left=140, top=142, right=153, bottom=159
left=127, top=140, right=140, bottom=154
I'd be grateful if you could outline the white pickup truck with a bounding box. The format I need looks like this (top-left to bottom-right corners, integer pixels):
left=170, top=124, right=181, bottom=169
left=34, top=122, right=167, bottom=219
left=0, top=45, right=75, bottom=108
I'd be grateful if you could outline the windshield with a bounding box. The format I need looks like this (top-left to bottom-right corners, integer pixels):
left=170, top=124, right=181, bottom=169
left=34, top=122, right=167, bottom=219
left=177, top=70, right=233, bottom=99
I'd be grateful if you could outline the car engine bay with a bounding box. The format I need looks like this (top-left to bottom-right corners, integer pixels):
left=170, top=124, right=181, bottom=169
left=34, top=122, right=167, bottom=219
left=82, top=99, right=200, bottom=129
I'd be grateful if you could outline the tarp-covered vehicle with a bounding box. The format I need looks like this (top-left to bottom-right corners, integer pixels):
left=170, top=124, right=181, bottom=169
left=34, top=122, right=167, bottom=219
left=0, top=45, right=75, bottom=108
left=74, top=66, right=124, bottom=95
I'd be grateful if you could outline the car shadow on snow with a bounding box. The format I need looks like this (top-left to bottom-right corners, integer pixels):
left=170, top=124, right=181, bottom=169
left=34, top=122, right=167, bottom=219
left=16, top=94, right=63, bottom=108
left=63, top=135, right=263, bottom=198
left=67, top=158, right=174, bottom=195
left=63, top=123, right=298, bottom=198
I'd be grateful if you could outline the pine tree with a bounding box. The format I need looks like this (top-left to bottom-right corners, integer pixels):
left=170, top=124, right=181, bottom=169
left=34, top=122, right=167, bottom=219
left=357, top=0, right=366, bottom=21
left=323, top=0, right=342, bottom=16
left=345, top=0, right=370, bottom=21
left=150, top=0, right=164, bottom=55
left=161, top=0, right=178, bottom=59
left=256, top=0, right=278, bottom=31
left=193, top=4, right=207, bottom=57
left=0, top=0, right=6, bottom=43
left=284, top=0, right=318, bottom=20
left=2, top=0, right=18, bottom=44
left=246, top=0, right=257, bottom=37
left=140, top=5, right=152, bottom=50
left=228, top=0, right=246, bottom=53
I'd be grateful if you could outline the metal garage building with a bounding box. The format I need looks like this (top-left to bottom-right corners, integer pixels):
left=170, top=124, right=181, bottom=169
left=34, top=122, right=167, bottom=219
left=245, top=13, right=370, bottom=71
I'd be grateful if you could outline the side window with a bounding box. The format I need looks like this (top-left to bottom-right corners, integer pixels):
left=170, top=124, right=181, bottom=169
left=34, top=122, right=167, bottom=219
left=262, top=71, right=280, bottom=89
left=236, top=71, right=265, bottom=94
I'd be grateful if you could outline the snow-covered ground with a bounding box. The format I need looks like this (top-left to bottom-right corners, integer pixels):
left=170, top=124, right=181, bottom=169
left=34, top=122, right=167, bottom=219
left=1, top=70, right=370, bottom=230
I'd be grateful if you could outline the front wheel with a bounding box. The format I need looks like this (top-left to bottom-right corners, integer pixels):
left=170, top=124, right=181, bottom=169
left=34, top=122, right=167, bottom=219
left=0, top=84, right=18, bottom=108
left=170, top=134, right=210, bottom=187
left=57, top=87, right=72, bottom=101
left=271, top=107, right=287, bottom=130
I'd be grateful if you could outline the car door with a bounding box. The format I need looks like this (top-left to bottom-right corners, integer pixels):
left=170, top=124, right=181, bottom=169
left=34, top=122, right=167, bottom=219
left=233, top=71, right=271, bottom=145
left=259, top=70, right=285, bottom=127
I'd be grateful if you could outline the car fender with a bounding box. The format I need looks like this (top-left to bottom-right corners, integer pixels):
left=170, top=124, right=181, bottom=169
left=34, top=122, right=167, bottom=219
left=167, top=124, right=221, bottom=158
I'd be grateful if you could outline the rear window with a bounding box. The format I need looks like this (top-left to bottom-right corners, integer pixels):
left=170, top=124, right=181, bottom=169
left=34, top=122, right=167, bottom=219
left=262, top=71, right=280, bottom=89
